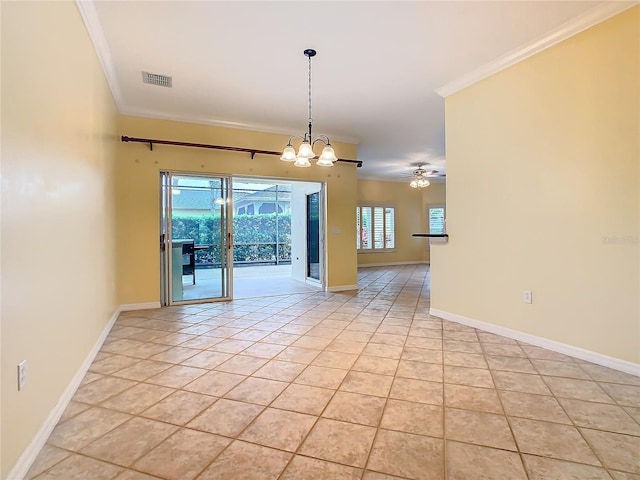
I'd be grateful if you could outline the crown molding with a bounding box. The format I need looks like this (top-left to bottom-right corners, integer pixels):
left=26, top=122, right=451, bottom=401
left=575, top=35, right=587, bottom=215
left=118, top=106, right=361, bottom=144
left=75, top=0, right=124, bottom=110
left=76, top=0, right=360, bottom=145
left=436, top=1, right=639, bottom=98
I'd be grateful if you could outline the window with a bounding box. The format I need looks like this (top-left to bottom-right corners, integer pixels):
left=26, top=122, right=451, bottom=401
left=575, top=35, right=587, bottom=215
left=357, top=205, right=395, bottom=251
left=428, top=205, right=445, bottom=234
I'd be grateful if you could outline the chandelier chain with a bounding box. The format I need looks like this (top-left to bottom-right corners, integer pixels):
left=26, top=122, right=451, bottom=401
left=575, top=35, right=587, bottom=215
left=308, top=54, right=313, bottom=131
left=280, top=48, right=338, bottom=168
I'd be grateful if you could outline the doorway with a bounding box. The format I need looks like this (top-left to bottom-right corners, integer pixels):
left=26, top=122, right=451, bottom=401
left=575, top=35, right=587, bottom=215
left=161, top=173, right=325, bottom=305
left=232, top=178, right=324, bottom=299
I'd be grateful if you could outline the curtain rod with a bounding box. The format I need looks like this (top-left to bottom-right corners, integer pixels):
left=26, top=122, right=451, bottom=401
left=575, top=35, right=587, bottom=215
left=120, top=135, right=363, bottom=167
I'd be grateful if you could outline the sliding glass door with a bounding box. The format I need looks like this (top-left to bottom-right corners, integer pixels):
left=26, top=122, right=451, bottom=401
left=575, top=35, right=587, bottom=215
left=160, top=172, right=232, bottom=305
left=306, top=191, right=321, bottom=281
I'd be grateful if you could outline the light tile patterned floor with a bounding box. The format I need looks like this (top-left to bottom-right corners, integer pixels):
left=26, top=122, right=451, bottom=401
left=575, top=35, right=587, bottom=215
left=28, top=266, right=640, bottom=480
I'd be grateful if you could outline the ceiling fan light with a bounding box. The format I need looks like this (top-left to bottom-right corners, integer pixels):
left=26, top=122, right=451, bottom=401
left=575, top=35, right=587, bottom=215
left=410, top=179, right=418, bottom=188
left=294, top=156, right=312, bottom=168
left=418, top=178, right=430, bottom=188
left=297, top=141, right=315, bottom=159
left=280, top=145, right=297, bottom=162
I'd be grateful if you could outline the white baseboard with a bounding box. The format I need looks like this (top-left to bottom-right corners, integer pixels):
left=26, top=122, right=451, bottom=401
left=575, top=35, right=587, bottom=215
left=358, top=261, right=429, bottom=267
left=120, top=301, right=161, bottom=311
left=326, top=284, right=359, bottom=292
left=430, top=308, right=640, bottom=377
left=7, top=306, right=122, bottom=480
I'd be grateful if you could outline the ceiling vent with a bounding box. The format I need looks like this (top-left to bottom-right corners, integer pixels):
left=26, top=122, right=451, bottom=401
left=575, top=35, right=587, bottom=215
left=142, top=71, right=172, bottom=88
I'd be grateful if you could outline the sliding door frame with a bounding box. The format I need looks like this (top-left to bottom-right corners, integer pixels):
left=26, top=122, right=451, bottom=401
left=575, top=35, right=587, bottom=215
left=160, top=171, right=234, bottom=306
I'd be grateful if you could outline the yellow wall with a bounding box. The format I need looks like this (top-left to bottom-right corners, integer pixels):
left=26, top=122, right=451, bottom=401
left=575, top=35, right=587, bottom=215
left=431, top=7, right=639, bottom=363
left=0, top=2, right=119, bottom=477
left=357, top=180, right=445, bottom=265
left=116, top=116, right=359, bottom=303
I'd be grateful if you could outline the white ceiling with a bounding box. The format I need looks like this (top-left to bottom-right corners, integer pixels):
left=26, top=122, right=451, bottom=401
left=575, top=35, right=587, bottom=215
left=84, top=0, right=632, bottom=182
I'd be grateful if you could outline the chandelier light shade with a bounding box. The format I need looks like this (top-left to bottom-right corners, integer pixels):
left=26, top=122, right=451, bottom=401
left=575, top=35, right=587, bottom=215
left=409, top=165, right=431, bottom=189
left=294, top=156, right=312, bottom=168
left=317, top=145, right=337, bottom=166
left=280, top=145, right=297, bottom=162
left=297, top=141, right=315, bottom=159
left=281, top=49, right=338, bottom=167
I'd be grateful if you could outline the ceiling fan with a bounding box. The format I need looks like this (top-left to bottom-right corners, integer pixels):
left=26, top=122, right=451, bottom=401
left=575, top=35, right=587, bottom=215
left=404, top=164, right=446, bottom=188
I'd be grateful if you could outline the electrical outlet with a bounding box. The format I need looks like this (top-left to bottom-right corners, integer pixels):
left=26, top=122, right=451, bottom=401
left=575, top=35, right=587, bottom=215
left=523, top=290, right=532, bottom=304
left=18, top=360, right=27, bottom=390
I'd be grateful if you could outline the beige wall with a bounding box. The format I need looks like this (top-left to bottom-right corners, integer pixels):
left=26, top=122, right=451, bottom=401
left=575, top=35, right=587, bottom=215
left=431, top=7, right=639, bottom=363
left=357, top=179, right=445, bottom=265
left=0, top=2, right=119, bottom=477
left=116, top=116, right=359, bottom=304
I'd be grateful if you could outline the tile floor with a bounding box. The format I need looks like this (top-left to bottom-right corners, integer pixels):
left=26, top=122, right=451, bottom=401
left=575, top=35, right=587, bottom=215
left=27, top=266, right=640, bottom=480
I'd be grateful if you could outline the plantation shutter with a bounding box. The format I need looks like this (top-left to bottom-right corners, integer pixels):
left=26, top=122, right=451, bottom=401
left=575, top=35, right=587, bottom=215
left=361, top=207, right=372, bottom=249
left=385, top=208, right=395, bottom=248
left=429, top=207, right=445, bottom=234
left=356, top=207, right=361, bottom=250
left=374, top=207, right=384, bottom=248
left=356, top=205, right=395, bottom=251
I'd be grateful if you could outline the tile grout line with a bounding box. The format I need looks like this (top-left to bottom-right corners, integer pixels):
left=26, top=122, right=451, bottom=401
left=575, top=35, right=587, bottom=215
left=92, top=313, right=640, bottom=441
left=202, top=285, right=390, bottom=478
left=439, top=301, right=449, bottom=480
left=361, top=286, right=415, bottom=478
left=479, top=334, right=532, bottom=480
left=536, top=362, right=618, bottom=477
left=271, top=279, right=415, bottom=478
left=33, top=265, right=640, bottom=480
left=297, top=275, right=409, bottom=478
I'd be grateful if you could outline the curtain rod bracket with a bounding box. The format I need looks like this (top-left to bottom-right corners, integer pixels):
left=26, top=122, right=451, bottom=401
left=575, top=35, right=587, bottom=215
left=250, top=151, right=256, bottom=160
left=149, top=142, right=153, bottom=151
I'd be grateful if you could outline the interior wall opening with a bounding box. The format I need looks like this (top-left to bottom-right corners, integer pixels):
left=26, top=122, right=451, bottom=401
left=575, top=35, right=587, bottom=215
left=232, top=177, right=324, bottom=299
left=161, top=173, right=326, bottom=305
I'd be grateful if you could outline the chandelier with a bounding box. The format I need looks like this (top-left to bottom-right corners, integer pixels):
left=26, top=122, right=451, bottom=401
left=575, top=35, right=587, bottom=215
left=409, top=165, right=431, bottom=189
left=280, top=49, right=338, bottom=168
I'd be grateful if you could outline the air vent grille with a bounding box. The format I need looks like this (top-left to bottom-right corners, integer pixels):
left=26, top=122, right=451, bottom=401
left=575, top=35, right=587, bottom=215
left=142, top=71, right=172, bottom=88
